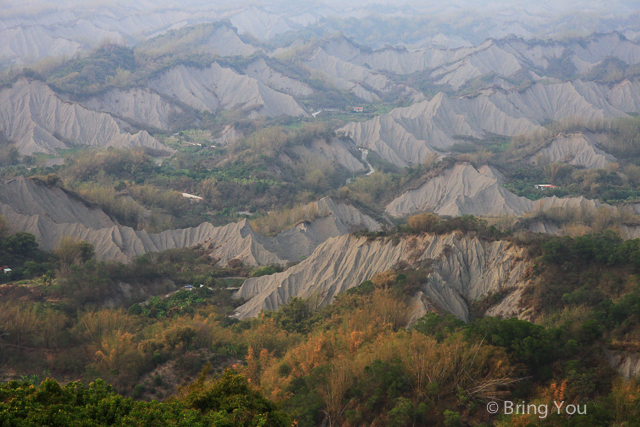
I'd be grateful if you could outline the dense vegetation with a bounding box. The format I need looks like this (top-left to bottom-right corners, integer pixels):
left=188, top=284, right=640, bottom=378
left=0, top=369, right=290, bottom=426
left=0, top=217, right=52, bottom=284
left=443, top=115, right=640, bottom=209
left=4, top=223, right=640, bottom=425
left=5, top=24, right=640, bottom=427
left=12, top=113, right=640, bottom=236
left=0, top=121, right=370, bottom=231
left=3, top=30, right=640, bottom=229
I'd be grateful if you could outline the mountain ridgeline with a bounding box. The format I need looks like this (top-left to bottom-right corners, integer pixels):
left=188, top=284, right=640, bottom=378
left=5, top=5, right=640, bottom=427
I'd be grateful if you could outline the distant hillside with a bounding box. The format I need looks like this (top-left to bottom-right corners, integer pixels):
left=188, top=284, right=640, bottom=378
left=339, top=80, right=640, bottom=167
left=0, top=176, right=380, bottom=263
left=0, top=79, right=173, bottom=155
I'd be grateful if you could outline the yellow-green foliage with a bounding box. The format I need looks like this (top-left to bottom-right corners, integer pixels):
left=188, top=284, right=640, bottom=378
left=250, top=201, right=323, bottom=236
left=523, top=204, right=640, bottom=236
left=0, top=303, right=68, bottom=348
left=128, top=185, right=188, bottom=217
left=75, top=182, right=145, bottom=226
left=0, top=368, right=291, bottom=426
left=345, top=172, right=399, bottom=206
left=602, top=115, right=640, bottom=158
left=138, top=23, right=228, bottom=57
left=54, top=236, right=95, bottom=270
left=75, top=309, right=136, bottom=346
left=229, top=122, right=333, bottom=157
left=62, top=149, right=151, bottom=182
left=246, top=287, right=513, bottom=426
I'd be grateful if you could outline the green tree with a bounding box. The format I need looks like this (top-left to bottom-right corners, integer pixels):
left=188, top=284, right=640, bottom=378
left=42, top=270, right=56, bottom=290
left=0, top=370, right=291, bottom=427
left=55, top=236, right=95, bottom=268
left=272, top=298, right=312, bottom=333
left=4, top=232, right=39, bottom=258
left=175, top=367, right=292, bottom=427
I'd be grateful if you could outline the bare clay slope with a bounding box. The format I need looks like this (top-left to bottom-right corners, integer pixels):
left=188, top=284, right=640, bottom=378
left=198, top=24, right=258, bottom=57
left=325, top=33, right=640, bottom=90
left=304, top=47, right=424, bottom=103
left=148, top=62, right=307, bottom=117
left=338, top=90, right=539, bottom=167
left=385, top=163, right=601, bottom=217
left=81, top=88, right=189, bottom=131
left=0, top=79, right=173, bottom=155
left=0, top=176, right=218, bottom=262
left=527, top=132, right=616, bottom=169
left=339, top=80, right=640, bottom=167
left=0, top=176, right=116, bottom=230
left=234, top=233, right=531, bottom=321
left=0, top=177, right=380, bottom=264
left=244, top=58, right=314, bottom=98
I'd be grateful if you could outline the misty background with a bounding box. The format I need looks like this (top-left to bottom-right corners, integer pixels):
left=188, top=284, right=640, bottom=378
left=2, top=0, right=640, bottom=70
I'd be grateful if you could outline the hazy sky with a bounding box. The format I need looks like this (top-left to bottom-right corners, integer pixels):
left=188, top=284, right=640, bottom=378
left=2, top=0, right=638, bottom=12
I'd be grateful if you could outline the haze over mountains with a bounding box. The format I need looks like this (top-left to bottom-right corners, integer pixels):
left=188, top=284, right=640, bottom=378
left=2, top=19, right=640, bottom=159
left=0, top=176, right=381, bottom=263
left=0, top=79, right=173, bottom=155
left=10, top=4, right=640, bottom=418
left=3, top=0, right=640, bottom=68
left=339, top=80, right=640, bottom=167
left=3, top=0, right=640, bottom=326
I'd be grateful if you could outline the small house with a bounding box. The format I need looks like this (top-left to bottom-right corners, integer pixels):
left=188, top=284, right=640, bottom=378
left=353, top=107, right=364, bottom=113
left=184, top=285, right=194, bottom=291
left=534, top=184, right=559, bottom=190
left=2, top=266, right=12, bottom=274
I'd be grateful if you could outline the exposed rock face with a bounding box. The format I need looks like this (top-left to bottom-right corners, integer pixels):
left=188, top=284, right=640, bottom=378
left=0, top=176, right=115, bottom=230
left=6, top=32, right=638, bottom=147
left=338, top=91, right=539, bottom=167
left=213, top=125, right=243, bottom=146
left=323, top=36, right=519, bottom=77
left=148, top=63, right=307, bottom=117
left=203, top=197, right=382, bottom=266
left=2, top=1, right=638, bottom=69
left=527, top=133, right=616, bottom=169
left=0, top=79, right=173, bottom=155
left=619, top=225, right=640, bottom=240
left=207, top=195, right=383, bottom=264
left=228, top=6, right=295, bottom=40
left=385, top=163, right=602, bottom=217
left=568, top=33, right=640, bottom=72
left=527, top=221, right=562, bottom=235
left=244, top=58, right=314, bottom=97
left=386, top=164, right=528, bottom=217
left=305, top=47, right=424, bottom=103
left=82, top=88, right=187, bottom=131
left=287, top=137, right=366, bottom=173
left=0, top=177, right=379, bottom=264
left=0, top=6, right=264, bottom=67
left=0, top=178, right=221, bottom=262
left=311, top=196, right=382, bottom=232
left=233, top=232, right=531, bottom=321
left=0, top=25, right=84, bottom=66
left=205, top=24, right=257, bottom=57
left=326, top=33, right=640, bottom=90
left=339, top=81, right=640, bottom=167
left=485, top=286, right=530, bottom=320
left=606, top=349, right=640, bottom=379
left=610, top=79, right=640, bottom=112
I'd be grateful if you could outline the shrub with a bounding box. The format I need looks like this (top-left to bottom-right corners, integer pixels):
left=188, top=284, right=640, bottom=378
left=407, top=212, right=439, bottom=232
